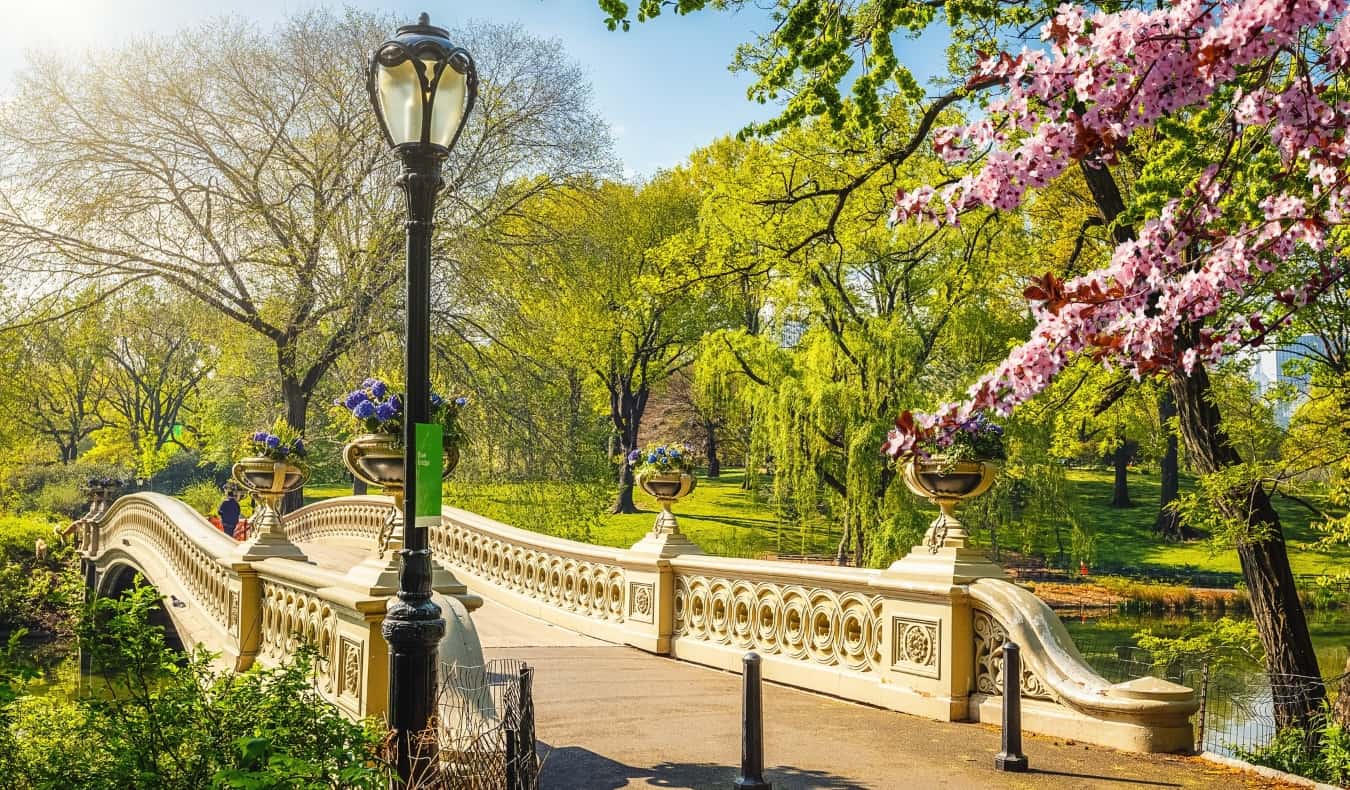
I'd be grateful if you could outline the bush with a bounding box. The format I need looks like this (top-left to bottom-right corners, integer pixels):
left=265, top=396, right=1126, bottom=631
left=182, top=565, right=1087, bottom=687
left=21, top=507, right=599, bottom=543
left=1237, top=707, right=1350, bottom=786
left=180, top=480, right=225, bottom=519
left=443, top=479, right=608, bottom=543
left=32, top=481, right=85, bottom=519
left=1, top=461, right=130, bottom=514
left=0, top=515, right=80, bottom=634
left=0, top=585, right=387, bottom=789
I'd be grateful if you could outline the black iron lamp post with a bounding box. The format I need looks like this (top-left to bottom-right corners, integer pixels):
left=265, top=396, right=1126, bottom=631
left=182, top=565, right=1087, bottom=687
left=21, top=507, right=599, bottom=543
left=366, top=11, right=477, bottom=782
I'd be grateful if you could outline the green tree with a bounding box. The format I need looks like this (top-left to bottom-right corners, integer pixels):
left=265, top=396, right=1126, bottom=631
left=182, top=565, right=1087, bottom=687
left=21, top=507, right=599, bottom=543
left=0, top=11, right=611, bottom=507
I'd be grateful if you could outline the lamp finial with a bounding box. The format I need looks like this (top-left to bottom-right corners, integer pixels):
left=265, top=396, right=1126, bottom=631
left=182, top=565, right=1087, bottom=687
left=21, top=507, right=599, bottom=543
left=418, top=12, right=430, bottom=25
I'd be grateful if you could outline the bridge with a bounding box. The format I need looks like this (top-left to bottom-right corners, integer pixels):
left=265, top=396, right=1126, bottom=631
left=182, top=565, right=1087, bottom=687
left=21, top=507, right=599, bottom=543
left=77, top=491, right=1203, bottom=770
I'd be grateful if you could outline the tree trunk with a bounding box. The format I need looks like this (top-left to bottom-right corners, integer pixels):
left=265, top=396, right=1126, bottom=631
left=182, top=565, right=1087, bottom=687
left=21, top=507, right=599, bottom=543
left=609, top=387, right=646, bottom=514
left=352, top=476, right=368, bottom=496
left=281, top=375, right=308, bottom=514
left=1170, top=366, right=1324, bottom=729
left=1334, top=657, right=1350, bottom=726
left=1155, top=390, right=1183, bottom=540
left=1110, top=439, right=1134, bottom=508
left=705, top=418, right=721, bottom=478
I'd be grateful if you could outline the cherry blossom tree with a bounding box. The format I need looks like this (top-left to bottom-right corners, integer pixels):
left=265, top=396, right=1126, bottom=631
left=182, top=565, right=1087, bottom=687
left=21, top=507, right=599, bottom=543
left=881, top=0, right=1350, bottom=727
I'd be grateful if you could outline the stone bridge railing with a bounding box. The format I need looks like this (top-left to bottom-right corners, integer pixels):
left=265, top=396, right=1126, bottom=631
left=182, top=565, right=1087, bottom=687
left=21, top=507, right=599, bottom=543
left=87, top=493, right=1198, bottom=752
left=429, top=504, right=1198, bottom=753
left=84, top=493, right=392, bottom=721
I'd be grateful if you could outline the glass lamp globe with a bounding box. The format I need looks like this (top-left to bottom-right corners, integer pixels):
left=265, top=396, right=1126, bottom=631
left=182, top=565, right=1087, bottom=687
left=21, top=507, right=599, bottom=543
left=368, top=13, right=477, bottom=155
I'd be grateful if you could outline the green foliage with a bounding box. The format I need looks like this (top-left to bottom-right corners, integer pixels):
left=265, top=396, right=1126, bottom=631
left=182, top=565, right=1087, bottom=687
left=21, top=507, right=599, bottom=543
left=1236, top=706, right=1350, bottom=786
left=1134, top=617, right=1262, bottom=672
left=1, top=461, right=128, bottom=516
left=180, top=481, right=226, bottom=519
left=0, top=584, right=386, bottom=789
left=0, top=514, right=80, bottom=634
left=445, top=479, right=609, bottom=544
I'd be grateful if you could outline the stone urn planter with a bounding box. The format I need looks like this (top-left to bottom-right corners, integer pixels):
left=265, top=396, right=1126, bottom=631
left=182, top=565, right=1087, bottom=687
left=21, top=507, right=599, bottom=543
left=342, top=433, right=460, bottom=559
left=344, top=433, right=461, bottom=490
left=901, top=457, right=997, bottom=553
left=230, top=457, right=308, bottom=559
left=631, top=469, right=702, bottom=557
left=637, top=469, right=696, bottom=503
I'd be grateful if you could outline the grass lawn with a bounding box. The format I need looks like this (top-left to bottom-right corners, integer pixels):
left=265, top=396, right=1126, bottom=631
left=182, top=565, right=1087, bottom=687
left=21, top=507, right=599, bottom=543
left=1065, top=468, right=1350, bottom=579
left=303, top=471, right=839, bottom=560
left=589, top=470, right=840, bottom=558
left=300, top=468, right=1349, bottom=576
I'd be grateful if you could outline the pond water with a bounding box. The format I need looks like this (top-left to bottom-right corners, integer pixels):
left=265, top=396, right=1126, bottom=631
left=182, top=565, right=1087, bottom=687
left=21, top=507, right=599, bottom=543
left=1064, top=609, right=1350, bottom=756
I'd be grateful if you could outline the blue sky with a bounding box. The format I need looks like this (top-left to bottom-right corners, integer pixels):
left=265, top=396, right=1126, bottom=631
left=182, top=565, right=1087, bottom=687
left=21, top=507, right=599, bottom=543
left=0, top=0, right=949, bottom=176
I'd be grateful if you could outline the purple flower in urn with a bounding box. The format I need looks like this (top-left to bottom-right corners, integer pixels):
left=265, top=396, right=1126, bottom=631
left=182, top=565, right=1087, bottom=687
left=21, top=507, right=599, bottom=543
left=264, top=434, right=281, bottom=449
left=375, top=402, right=397, bottom=422
left=353, top=400, right=376, bottom=420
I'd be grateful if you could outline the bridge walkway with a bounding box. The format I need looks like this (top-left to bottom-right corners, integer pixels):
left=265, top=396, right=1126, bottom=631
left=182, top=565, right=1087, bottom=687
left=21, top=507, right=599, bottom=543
left=81, top=495, right=1298, bottom=787
left=472, top=599, right=1291, bottom=790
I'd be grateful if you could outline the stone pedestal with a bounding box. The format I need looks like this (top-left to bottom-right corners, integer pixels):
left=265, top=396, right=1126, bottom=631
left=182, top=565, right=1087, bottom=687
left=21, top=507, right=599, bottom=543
left=884, top=544, right=1007, bottom=586
left=233, top=501, right=307, bottom=562
left=629, top=507, right=704, bottom=558
left=344, top=509, right=479, bottom=610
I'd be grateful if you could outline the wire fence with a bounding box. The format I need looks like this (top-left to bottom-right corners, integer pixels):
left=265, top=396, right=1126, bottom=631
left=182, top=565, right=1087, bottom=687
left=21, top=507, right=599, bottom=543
left=1077, top=645, right=1347, bottom=758
left=433, top=659, right=538, bottom=790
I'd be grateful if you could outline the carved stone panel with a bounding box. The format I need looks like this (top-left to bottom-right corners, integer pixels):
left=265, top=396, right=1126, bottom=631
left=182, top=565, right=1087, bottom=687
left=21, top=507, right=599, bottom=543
left=339, top=637, right=362, bottom=701
left=890, top=616, right=941, bottom=678
left=629, top=582, right=654, bottom=623
left=673, top=575, right=883, bottom=672
left=228, top=589, right=241, bottom=638
left=972, top=610, right=1055, bottom=701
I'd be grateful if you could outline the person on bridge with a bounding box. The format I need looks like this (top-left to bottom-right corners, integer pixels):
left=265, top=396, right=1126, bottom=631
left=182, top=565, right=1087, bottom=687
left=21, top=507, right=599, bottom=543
left=218, top=489, right=241, bottom=539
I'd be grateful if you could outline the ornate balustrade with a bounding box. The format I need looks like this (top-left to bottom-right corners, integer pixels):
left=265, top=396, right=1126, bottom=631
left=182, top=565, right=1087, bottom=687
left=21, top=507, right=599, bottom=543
left=426, top=503, right=1198, bottom=753
left=85, top=492, right=1199, bottom=753
left=284, top=495, right=393, bottom=546
left=430, top=507, right=662, bottom=650
left=81, top=493, right=395, bottom=719
left=86, top=494, right=243, bottom=665
left=968, top=578, right=1198, bottom=752
left=251, top=558, right=391, bottom=719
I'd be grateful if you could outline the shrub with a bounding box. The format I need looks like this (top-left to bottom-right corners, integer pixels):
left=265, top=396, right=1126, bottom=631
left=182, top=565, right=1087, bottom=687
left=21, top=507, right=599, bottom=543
left=1237, top=707, right=1350, bottom=786
left=180, top=480, right=225, bottom=519
left=444, top=479, right=608, bottom=543
left=32, top=481, right=85, bottom=518
left=0, top=515, right=80, bottom=634
left=0, top=584, right=387, bottom=789
left=1, top=461, right=129, bottom=515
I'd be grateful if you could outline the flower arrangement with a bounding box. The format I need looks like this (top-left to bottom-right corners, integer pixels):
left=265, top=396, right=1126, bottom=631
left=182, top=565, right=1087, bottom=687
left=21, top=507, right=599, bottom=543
left=630, top=442, right=695, bottom=477
left=883, top=410, right=1005, bottom=467
left=240, top=419, right=308, bottom=470
left=335, top=377, right=467, bottom=450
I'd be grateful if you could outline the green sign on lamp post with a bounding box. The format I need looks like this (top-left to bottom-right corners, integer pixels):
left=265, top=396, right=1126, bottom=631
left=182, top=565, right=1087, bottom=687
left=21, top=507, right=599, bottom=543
left=413, top=422, right=442, bottom=529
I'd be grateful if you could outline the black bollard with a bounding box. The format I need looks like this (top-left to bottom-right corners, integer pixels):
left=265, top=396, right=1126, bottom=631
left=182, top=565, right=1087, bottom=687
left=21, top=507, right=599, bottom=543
left=994, top=640, right=1029, bottom=772
left=733, top=652, right=772, bottom=790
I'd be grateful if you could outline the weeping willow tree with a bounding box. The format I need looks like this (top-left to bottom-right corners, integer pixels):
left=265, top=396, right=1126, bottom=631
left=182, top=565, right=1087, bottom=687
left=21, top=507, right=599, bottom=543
left=688, top=112, right=1039, bottom=566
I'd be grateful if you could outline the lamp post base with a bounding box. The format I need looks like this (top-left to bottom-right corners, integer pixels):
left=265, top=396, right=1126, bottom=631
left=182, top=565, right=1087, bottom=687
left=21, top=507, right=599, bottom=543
left=994, top=752, right=1028, bottom=772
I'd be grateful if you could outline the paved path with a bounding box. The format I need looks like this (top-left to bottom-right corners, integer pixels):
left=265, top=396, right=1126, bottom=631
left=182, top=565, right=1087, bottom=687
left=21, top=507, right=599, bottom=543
left=472, top=600, right=1296, bottom=790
